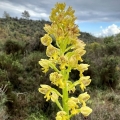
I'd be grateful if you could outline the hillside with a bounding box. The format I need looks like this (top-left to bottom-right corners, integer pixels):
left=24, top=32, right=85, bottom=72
left=0, top=17, right=120, bottom=120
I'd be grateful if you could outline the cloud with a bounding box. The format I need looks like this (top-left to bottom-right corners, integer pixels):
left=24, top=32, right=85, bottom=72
left=0, top=0, right=120, bottom=22
left=0, top=0, right=49, bottom=20
left=95, top=24, right=120, bottom=37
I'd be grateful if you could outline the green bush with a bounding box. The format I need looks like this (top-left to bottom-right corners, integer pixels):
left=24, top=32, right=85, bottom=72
left=4, top=39, right=26, bottom=55
left=104, top=36, right=119, bottom=55
left=0, top=52, right=24, bottom=90
left=100, top=56, right=119, bottom=89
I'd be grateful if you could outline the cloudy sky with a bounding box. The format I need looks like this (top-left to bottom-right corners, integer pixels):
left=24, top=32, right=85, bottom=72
left=0, top=0, right=120, bottom=37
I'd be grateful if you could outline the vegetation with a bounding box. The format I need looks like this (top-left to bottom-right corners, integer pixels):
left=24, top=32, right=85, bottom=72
left=21, top=10, right=30, bottom=20
left=0, top=12, right=120, bottom=120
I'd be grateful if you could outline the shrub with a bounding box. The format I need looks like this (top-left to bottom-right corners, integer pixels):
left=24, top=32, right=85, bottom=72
left=4, top=39, right=26, bottom=55
left=100, top=56, right=119, bottom=89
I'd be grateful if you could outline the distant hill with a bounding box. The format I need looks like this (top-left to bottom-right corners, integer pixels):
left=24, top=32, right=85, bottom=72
left=79, top=31, right=99, bottom=43
left=0, top=17, right=98, bottom=43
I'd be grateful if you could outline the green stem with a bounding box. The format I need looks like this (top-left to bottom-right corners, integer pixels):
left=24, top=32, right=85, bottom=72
left=49, top=63, right=60, bottom=73
left=62, top=69, right=70, bottom=118
left=55, top=99, right=63, bottom=111
left=62, top=84, right=69, bottom=115
left=68, top=80, right=80, bottom=91
left=51, top=88, right=63, bottom=98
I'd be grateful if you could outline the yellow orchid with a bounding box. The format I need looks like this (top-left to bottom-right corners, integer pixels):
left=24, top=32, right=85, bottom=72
left=67, top=81, right=76, bottom=93
left=68, top=55, right=78, bottom=68
left=38, top=84, right=51, bottom=101
left=58, top=56, right=68, bottom=70
left=80, top=106, right=92, bottom=117
left=44, top=24, right=53, bottom=34
left=78, top=92, right=90, bottom=103
left=38, top=3, right=92, bottom=120
left=56, top=111, right=68, bottom=120
left=38, top=85, right=60, bottom=102
left=67, top=97, right=79, bottom=115
left=50, top=72, right=65, bottom=88
left=79, top=76, right=91, bottom=91
left=76, top=64, right=90, bottom=77
left=41, top=34, right=52, bottom=46
left=51, top=91, right=59, bottom=102
left=38, top=59, right=50, bottom=73
left=46, top=44, right=59, bottom=59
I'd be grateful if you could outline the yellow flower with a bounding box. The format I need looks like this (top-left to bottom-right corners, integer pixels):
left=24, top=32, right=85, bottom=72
left=46, top=44, right=59, bottom=59
left=38, top=59, right=50, bottom=73
left=79, top=76, right=91, bottom=91
left=80, top=83, right=86, bottom=92
left=38, top=84, right=51, bottom=101
left=56, top=111, right=68, bottom=120
left=50, top=72, right=65, bottom=88
left=38, top=85, right=59, bottom=102
left=50, top=3, right=66, bottom=22
left=41, top=34, right=52, bottom=46
left=67, top=54, right=78, bottom=68
left=67, top=81, right=76, bottom=93
left=51, top=91, right=59, bottom=102
left=49, top=2, right=79, bottom=46
left=68, top=97, right=79, bottom=109
left=44, top=24, right=53, bottom=34
left=74, top=48, right=86, bottom=58
left=72, top=39, right=86, bottom=49
left=80, top=106, right=92, bottom=116
left=70, top=49, right=86, bottom=63
left=71, top=108, right=79, bottom=115
left=38, top=2, right=92, bottom=119
left=68, top=97, right=79, bottom=115
left=58, top=56, right=68, bottom=70
left=78, top=92, right=90, bottom=103
left=38, top=84, right=51, bottom=94
left=55, top=3, right=66, bottom=11
left=76, top=64, right=90, bottom=77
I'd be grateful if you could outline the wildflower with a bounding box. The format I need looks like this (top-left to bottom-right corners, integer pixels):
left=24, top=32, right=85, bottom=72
left=72, top=39, right=86, bottom=49
left=78, top=92, right=90, bottom=104
left=80, top=106, right=92, bottom=117
left=56, top=111, right=68, bottom=120
left=38, top=85, right=59, bottom=102
left=46, top=44, right=59, bottom=59
left=41, top=34, right=52, bottom=46
left=68, top=97, right=79, bottom=115
left=38, top=85, right=51, bottom=101
left=58, top=56, right=68, bottom=70
left=76, top=64, right=90, bottom=77
left=68, top=55, right=78, bottom=68
left=74, top=48, right=86, bottom=61
left=50, top=72, right=65, bottom=88
left=44, top=24, right=53, bottom=34
left=38, top=59, right=50, bottom=73
left=67, top=81, right=76, bottom=93
left=51, top=91, right=59, bottom=102
left=79, top=76, right=91, bottom=91
left=38, top=2, right=92, bottom=119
